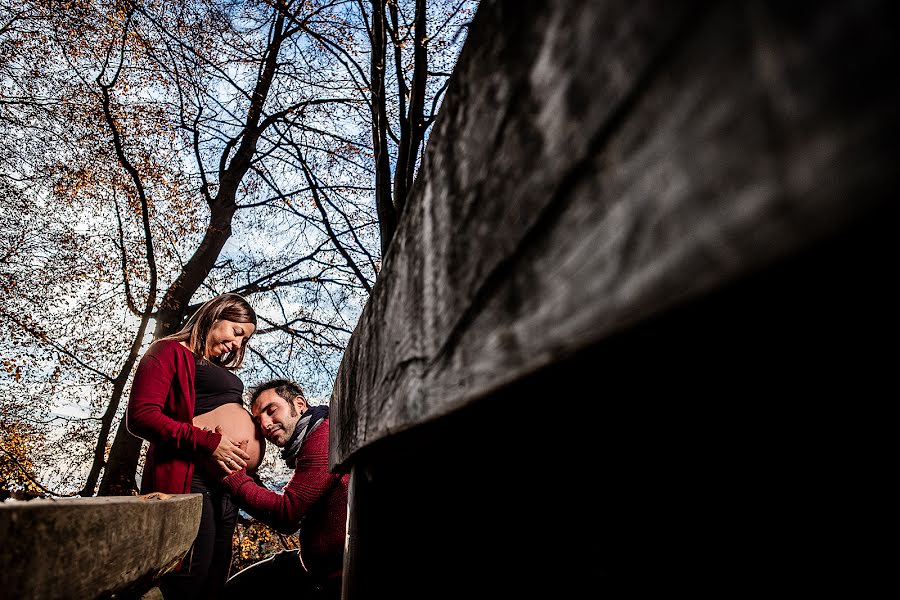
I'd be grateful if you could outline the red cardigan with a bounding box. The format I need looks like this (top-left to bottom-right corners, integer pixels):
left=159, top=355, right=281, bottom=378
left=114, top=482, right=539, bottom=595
left=223, top=419, right=349, bottom=578
left=127, top=339, right=222, bottom=494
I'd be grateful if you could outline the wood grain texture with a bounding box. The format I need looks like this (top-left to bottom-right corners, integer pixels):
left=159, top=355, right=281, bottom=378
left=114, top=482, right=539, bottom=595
left=0, top=494, right=202, bottom=599
left=330, top=0, right=900, bottom=469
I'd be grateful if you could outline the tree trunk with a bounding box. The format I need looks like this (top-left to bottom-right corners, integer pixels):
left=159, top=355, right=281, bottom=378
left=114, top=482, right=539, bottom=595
left=393, top=0, right=427, bottom=219
left=370, top=0, right=397, bottom=255
left=97, top=411, right=144, bottom=496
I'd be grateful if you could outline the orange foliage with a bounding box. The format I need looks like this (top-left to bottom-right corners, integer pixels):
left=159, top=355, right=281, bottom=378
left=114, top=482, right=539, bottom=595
left=0, top=420, right=45, bottom=499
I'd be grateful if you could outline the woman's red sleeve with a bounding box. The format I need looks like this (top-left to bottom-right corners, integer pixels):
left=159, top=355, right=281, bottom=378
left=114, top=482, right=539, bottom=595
left=126, top=347, right=221, bottom=454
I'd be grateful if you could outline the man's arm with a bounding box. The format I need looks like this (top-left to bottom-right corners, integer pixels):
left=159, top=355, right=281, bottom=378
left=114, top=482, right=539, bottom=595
left=222, top=422, right=336, bottom=533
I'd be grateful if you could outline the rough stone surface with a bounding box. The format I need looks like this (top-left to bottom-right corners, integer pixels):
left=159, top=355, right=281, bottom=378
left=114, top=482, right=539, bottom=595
left=0, top=494, right=201, bottom=600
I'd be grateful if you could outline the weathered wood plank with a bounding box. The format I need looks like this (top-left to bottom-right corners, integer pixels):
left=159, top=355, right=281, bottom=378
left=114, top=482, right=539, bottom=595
left=0, top=494, right=201, bottom=599
left=330, top=0, right=899, bottom=468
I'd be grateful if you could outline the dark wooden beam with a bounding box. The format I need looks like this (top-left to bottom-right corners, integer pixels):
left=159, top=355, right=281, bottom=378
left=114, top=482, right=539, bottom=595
left=331, top=0, right=898, bottom=596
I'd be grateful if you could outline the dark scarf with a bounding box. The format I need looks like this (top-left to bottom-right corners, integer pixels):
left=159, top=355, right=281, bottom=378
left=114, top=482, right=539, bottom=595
left=281, top=404, right=329, bottom=469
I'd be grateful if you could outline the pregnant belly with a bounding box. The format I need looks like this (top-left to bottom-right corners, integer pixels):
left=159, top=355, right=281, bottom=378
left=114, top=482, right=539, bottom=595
left=193, top=403, right=265, bottom=472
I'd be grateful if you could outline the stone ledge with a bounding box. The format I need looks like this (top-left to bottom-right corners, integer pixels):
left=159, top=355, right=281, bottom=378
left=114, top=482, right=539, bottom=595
left=0, top=493, right=202, bottom=600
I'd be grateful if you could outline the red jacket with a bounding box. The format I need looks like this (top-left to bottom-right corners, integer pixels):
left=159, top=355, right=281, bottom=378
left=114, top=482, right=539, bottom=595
left=223, top=419, right=349, bottom=578
left=127, top=339, right=222, bottom=494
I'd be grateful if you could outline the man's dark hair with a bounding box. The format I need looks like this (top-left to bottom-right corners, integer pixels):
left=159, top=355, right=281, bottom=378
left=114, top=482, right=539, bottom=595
left=248, top=378, right=306, bottom=407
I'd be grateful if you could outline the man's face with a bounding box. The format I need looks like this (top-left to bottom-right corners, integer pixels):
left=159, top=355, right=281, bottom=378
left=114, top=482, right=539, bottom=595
left=251, top=389, right=303, bottom=447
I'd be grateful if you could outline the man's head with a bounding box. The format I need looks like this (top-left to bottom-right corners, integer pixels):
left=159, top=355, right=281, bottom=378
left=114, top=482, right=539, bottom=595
left=248, top=379, right=308, bottom=447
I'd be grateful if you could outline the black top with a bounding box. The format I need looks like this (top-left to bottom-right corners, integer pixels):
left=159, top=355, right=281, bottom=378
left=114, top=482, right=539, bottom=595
left=194, top=357, right=244, bottom=416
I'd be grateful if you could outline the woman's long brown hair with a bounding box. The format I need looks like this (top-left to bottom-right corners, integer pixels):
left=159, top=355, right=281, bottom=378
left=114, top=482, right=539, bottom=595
left=160, top=293, right=257, bottom=369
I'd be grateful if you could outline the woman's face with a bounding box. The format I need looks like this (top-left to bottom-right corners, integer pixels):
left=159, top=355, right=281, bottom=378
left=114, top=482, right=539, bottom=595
left=205, top=319, right=256, bottom=358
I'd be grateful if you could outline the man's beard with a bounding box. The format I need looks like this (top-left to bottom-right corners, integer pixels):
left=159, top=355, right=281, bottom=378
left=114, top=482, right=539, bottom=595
left=273, top=402, right=299, bottom=447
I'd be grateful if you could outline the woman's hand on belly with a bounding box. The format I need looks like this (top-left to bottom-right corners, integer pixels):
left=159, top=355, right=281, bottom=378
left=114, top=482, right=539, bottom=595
left=194, top=403, right=266, bottom=472
left=211, top=430, right=251, bottom=470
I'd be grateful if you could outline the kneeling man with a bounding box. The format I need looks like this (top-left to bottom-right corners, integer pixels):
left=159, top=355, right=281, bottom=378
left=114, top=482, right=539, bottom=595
left=219, top=379, right=349, bottom=600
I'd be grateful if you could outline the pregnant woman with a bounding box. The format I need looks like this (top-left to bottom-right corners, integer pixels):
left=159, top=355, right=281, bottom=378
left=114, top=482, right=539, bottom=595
left=127, top=293, right=265, bottom=600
